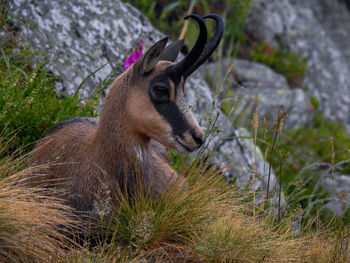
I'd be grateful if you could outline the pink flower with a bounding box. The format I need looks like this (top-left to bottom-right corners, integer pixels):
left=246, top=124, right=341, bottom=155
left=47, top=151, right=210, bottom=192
left=123, top=39, right=144, bottom=70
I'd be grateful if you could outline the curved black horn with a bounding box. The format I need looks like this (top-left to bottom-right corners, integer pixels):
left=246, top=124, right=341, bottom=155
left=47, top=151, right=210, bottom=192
left=171, top=14, right=207, bottom=77
left=183, top=14, right=224, bottom=78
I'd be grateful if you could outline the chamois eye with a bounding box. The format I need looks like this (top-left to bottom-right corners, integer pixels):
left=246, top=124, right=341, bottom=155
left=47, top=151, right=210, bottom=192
left=151, top=84, right=169, bottom=101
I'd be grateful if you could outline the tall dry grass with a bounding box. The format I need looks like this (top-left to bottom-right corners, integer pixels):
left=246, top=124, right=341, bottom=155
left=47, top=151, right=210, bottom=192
left=0, top=134, right=348, bottom=262
left=66, top=158, right=349, bottom=262
left=0, top=150, right=79, bottom=262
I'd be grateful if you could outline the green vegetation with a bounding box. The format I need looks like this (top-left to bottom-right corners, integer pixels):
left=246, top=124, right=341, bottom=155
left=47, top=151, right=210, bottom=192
left=275, top=113, right=350, bottom=177
left=123, top=0, right=252, bottom=57
left=221, top=0, right=252, bottom=56
left=256, top=111, right=350, bottom=225
left=122, top=0, right=188, bottom=35
left=0, top=42, right=98, bottom=154
left=250, top=43, right=307, bottom=87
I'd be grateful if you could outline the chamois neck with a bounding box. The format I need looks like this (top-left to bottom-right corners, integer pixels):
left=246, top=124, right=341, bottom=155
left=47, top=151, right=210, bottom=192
left=94, top=74, right=151, bottom=177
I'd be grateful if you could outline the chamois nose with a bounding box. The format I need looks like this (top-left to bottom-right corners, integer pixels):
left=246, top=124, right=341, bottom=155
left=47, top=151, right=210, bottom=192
left=191, top=130, right=204, bottom=147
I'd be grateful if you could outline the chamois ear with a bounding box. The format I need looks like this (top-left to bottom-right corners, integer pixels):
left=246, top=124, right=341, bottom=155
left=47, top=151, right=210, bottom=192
left=136, top=37, right=168, bottom=74
left=161, top=39, right=185, bottom=62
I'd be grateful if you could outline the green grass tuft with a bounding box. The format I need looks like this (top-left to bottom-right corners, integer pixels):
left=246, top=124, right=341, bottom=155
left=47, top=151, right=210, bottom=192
left=0, top=46, right=98, bottom=155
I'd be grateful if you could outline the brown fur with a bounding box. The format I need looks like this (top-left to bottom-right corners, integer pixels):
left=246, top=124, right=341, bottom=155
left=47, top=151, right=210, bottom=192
left=29, top=40, right=203, bottom=214
left=29, top=68, right=193, bottom=212
left=169, top=80, right=176, bottom=101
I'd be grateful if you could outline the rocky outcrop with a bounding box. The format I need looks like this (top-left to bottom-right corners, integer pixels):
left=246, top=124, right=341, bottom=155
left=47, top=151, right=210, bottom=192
left=246, top=0, right=350, bottom=215
left=299, top=163, right=350, bottom=217
left=12, top=0, right=164, bottom=98
left=10, top=0, right=278, bottom=198
left=186, top=72, right=277, bottom=200
left=203, top=58, right=313, bottom=130
left=322, top=173, right=350, bottom=216
left=246, top=0, right=350, bottom=132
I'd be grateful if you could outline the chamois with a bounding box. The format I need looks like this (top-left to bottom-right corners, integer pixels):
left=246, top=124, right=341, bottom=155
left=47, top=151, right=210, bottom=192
left=29, top=14, right=223, bottom=213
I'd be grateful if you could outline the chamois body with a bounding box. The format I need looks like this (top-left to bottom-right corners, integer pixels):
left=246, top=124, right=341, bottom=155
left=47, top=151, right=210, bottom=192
left=30, top=66, right=180, bottom=212
left=29, top=14, right=223, bottom=213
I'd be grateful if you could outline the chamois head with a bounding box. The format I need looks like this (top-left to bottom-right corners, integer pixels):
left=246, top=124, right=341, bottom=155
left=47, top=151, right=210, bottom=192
left=116, top=14, right=223, bottom=154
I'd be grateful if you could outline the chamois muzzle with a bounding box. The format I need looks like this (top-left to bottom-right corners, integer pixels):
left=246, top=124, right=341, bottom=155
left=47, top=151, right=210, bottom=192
left=174, top=127, right=205, bottom=154
left=171, top=13, right=224, bottom=79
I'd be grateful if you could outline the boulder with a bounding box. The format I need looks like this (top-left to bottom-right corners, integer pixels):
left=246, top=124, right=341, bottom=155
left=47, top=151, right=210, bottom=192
left=246, top=0, right=350, bottom=133
left=10, top=0, right=278, bottom=199
left=186, top=72, right=277, bottom=200
left=203, top=58, right=313, bottom=130
left=11, top=0, right=164, bottom=98
left=300, top=162, right=350, bottom=217
left=322, top=173, right=350, bottom=216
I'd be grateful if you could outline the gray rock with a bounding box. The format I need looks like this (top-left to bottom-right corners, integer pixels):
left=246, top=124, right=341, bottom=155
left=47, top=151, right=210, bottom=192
left=229, top=59, right=288, bottom=91
left=9, top=0, right=278, bottom=199
left=11, top=0, right=164, bottom=98
left=322, top=173, right=350, bottom=216
left=203, top=58, right=313, bottom=130
left=300, top=163, right=350, bottom=217
left=186, top=71, right=277, bottom=197
left=246, top=0, right=350, bottom=132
